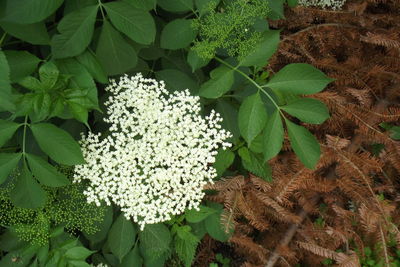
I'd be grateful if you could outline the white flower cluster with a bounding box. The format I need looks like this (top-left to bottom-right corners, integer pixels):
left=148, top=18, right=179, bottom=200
left=298, top=0, right=346, bottom=9
left=74, top=73, right=231, bottom=229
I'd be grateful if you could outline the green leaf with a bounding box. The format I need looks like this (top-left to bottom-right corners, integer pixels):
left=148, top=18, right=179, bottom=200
left=267, top=0, right=285, bottom=20
left=287, top=0, right=298, bottom=7
left=67, top=101, right=89, bottom=126
left=51, top=5, right=98, bottom=59
left=281, top=98, right=330, bottom=124
left=0, top=119, right=21, bottom=147
left=239, top=147, right=272, bottom=181
left=139, top=224, right=171, bottom=259
left=0, top=153, right=21, bottom=184
left=204, top=206, right=231, bottom=242
left=175, top=227, right=199, bottom=267
left=107, top=214, right=137, bottom=262
left=285, top=119, right=320, bottom=169
left=155, top=69, right=198, bottom=93
left=120, top=244, right=143, bottom=267
left=4, top=51, right=41, bottom=82
left=39, top=61, right=60, bottom=90
left=238, top=92, right=268, bottom=145
left=0, top=50, right=14, bottom=111
left=84, top=205, right=113, bottom=243
left=124, top=0, right=157, bottom=11
left=263, top=110, right=284, bottom=161
left=76, top=50, right=108, bottom=84
left=10, top=164, right=47, bottom=208
left=216, top=99, right=240, bottom=141
left=213, top=149, right=235, bottom=176
left=187, top=49, right=210, bottom=72
left=26, top=153, right=70, bottom=187
left=104, top=1, right=155, bottom=45
left=30, top=123, right=84, bottom=165
left=239, top=30, right=280, bottom=67
left=186, top=205, right=217, bottom=223
left=0, top=21, right=50, bottom=45
left=96, top=20, right=138, bottom=76
left=160, top=19, right=197, bottom=50
left=266, top=63, right=334, bottom=95
left=0, top=0, right=64, bottom=24
left=195, top=0, right=220, bottom=16
left=157, top=0, right=194, bottom=12
left=31, top=93, right=51, bottom=122
left=64, top=0, right=97, bottom=14
left=67, top=260, right=91, bottom=267
left=65, top=247, right=94, bottom=260
left=199, top=67, right=234, bottom=98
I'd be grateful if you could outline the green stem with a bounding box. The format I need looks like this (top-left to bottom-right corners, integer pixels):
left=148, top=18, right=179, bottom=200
left=22, top=116, right=28, bottom=158
left=0, top=32, right=7, bottom=47
left=98, top=0, right=107, bottom=20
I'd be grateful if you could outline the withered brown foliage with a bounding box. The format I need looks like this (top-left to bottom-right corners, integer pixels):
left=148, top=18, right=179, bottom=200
left=197, top=0, right=400, bottom=266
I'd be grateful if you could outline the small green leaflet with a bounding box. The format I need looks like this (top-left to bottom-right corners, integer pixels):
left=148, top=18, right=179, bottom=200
left=10, top=164, right=47, bottom=209
left=39, top=61, right=60, bottom=89
left=281, top=97, right=330, bottom=124
left=120, top=244, right=143, bottom=267
left=76, top=50, right=108, bottom=84
left=187, top=49, right=210, bottom=72
left=139, top=223, right=171, bottom=259
left=4, top=50, right=41, bottom=82
left=238, top=92, right=268, bottom=145
left=51, top=5, right=98, bottom=59
left=216, top=99, right=240, bottom=141
left=0, top=50, right=14, bottom=112
left=266, top=63, right=334, bottom=95
left=195, top=0, right=220, bottom=16
left=263, top=110, right=284, bottom=161
left=157, top=0, right=194, bottom=12
left=0, top=153, right=21, bottom=184
left=107, top=214, right=137, bottom=262
left=104, top=1, right=156, bottom=45
left=204, top=204, right=231, bottom=242
left=175, top=226, right=199, bottom=267
left=239, top=147, right=272, bottom=181
left=123, top=0, right=157, bottom=11
left=160, top=19, right=197, bottom=50
left=155, top=69, right=199, bottom=94
left=267, top=0, right=285, bottom=20
left=285, top=119, right=321, bottom=169
left=213, top=148, right=235, bottom=176
left=0, top=119, right=21, bottom=147
left=199, top=66, right=234, bottom=98
left=0, top=21, right=50, bottom=45
left=64, top=247, right=94, bottom=260
left=30, top=123, right=85, bottom=165
left=185, top=205, right=217, bottom=223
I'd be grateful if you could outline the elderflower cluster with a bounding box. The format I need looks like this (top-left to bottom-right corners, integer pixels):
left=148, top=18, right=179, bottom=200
left=298, top=0, right=346, bottom=10
left=74, top=74, right=231, bottom=229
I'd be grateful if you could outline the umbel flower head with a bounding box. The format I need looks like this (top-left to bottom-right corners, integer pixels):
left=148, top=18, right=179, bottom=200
left=74, top=74, right=231, bottom=229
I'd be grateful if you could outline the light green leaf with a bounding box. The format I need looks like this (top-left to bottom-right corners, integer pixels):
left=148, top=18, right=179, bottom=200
left=239, top=147, right=272, bottom=181
left=157, top=0, right=193, bottom=13
left=108, top=214, right=137, bottom=262
left=0, top=21, right=50, bottom=45
left=186, top=205, right=217, bottom=223
left=287, top=0, right=298, bottom=7
left=160, top=19, right=197, bottom=50
left=213, top=149, right=235, bottom=176
left=26, top=153, right=70, bottom=187
left=266, top=63, right=334, bottom=95
left=4, top=51, right=41, bottom=82
left=175, top=227, right=199, bottom=267
left=0, top=119, right=21, bottom=147
left=263, top=110, right=284, bottom=161
left=10, top=164, right=47, bottom=209
left=123, top=0, right=157, bottom=11
left=67, top=101, right=89, bottom=126
left=39, top=61, right=59, bottom=90
left=30, top=123, right=84, bottom=165
left=96, top=20, right=138, bottom=75
left=0, top=153, right=21, bottom=184
left=155, top=69, right=198, bottom=93
left=51, top=5, right=98, bottom=59
left=76, top=50, right=108, bottom=84
left=281, top=98, right=330, bottom=124
left=31, top=93, right=51, bottom=122
left=199, top=67, right=234, bottom=98
left=18, top=76, right=44, bottom=92
left=120, top=244, right=143, bottom=267
left=65, top=247, right=94, bottom=260
left=285, top=119, right=320, bottom=169
left=0, top=0, right=64, bottom=24
left=267, top=0, right=285, bottom=20
left=187, top=49, right=210, bottom=72
left=139, top=224, right=171, bottom=258
left=104, top=1, right=155, bottom=45
left=238, top=92, right=268, bottom=145
left=240, top=30, right=280, bottom=67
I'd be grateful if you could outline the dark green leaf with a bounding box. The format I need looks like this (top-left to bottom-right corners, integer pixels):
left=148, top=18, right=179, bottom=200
left=0, top=21, right=50, bottom=45
left=238, top=92, right=268, bottom=145
left=26, top=153, right=70, bottom=187
left=263, top=110, right=284, bottom=161
left=63, top=0, right=97, bottom=14
left=4, top=50, right=41, bottom=82
left=120, top=244, right=143, bottom=267
left=0, top=50, right=14, bottom=111
left=108, top=214, right=137, bottom=262
left=199, top=66, right=234, bottom=98
left=139, top=223, right=171, bottom=259
left=187, top=49, right=210, bottom=72
left=30, top=123, right=84, bottom=165
left=287, top=0, right=298, bottom=7
left=124, top=0, right=157, bottom=11
left=216, top=99, right=240, bottom=141
left=175, top=227, right=199, bottom=267
left=104, top=1, right=155, bottom=45
left=84, top=205, right=113, bottom=243
left=67, top=260, right=91, bottom=267
left=157, top=0, right=193, bottom=12
left=281, top=98, right=330, bottom=124
left=96, top=20, right=138, bottom=75
left=10, top=164, right=47, bottom=208
left=266, top=63, right=334, bottom=95
left=213, top=149, right=235, bottom=176
left=51, top=5, right=98, bottom=58
left=0, top=153, right=21, bottom=184
left=204, top=206, right=231, bottom=242
left=239, top=147, right=272, bottom=181
left=67, top=101, right=89, bottom=126
left=18, top=76, right=44, bottom=92
left=160, top=19, right=197, bottom=50
left=285, top=119, right=320, bottom=169
left=267, top=0, right=285, bottom=20
left=65, top=247, right=94, bottom=260
left=155, top=69, right=198, bottom=93
left=195, top=0, right=220, bottom=15
left=186, top=205, right=217, bottom=223
left=76, top=50, right=108, bottom=84
left=0, top=119, right=21, bottom=147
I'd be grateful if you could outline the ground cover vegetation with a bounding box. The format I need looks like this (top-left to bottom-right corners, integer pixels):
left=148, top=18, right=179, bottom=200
left=0, top=0, right=399, bottom=266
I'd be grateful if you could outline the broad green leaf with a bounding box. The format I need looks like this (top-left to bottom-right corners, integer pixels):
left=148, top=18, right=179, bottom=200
left=285, top=119, right=320, bottom=169
left=30, top=123, right=84, bottom=165
left=76, top=50, right=108, bottom=84
left=0, top=0, right=64, bottom=24
left=65, top=247, right=94, bottom=260
left=216, top=99, right=240, bottom=140
left=175, top=227, right=199, bottom=267
left=204, top=206, right=231, bottom=242
left=67, top=101, right=89, bottom=126
left=213, top=149, right=235, bottom=176
left=160, top=19, right=197, bottom=50
left=157, top=0, right=193, bottom=12
left=51, top=5, right=98, bottom=58
left=187, top=49, right=210, bottom=72
left=139, top=224, right=171, bottom=258
left=18, top=76, right=44, bottom=92
left=84, top=205, right=113, bottom=243
left=186, top=205, right=217, bottom=223
left=155, top=69, right=198, bottom=93
left=195, top=0, right=220, bottom=16
left=249, top=133, right=263, bottom=153
left=63, top=0, right=97, bottom=14
left=104, top=1, right=156, bottom=45
left=240, top=30, right=280, bottom=67
left=281, top=98, right=330, bottom=124
left=26, top=153, right=70, bottom=187
left=266, top=63, right=334, bottom=95
left=4, top=51, right=41, bottom=82
left=199, top=67, right=234, bottom=98
left=267, top=0, right=285, bottom=20
left=39, top=61, right=59, bottom=90
left=10, top=164, right=47, bottom=208
left=31, top=93, right=51, bottom=122
left=96, top=20, right=138, bottom=75
left=107, top=214, right=137, bottom=262
left=120, top=244, right=143, bottom=267
left=239, top=147, right=272, bottom=181
left=0, top=153, right=21, bottom=184
left=238, top=92, right=268, bottom=145
left=263, top=110, right=284, bottom=161
left=124, top=0, right=157, bottom=11
left=0, top=21, right=50, bottom=45
left=0, top=51, right=13, bottom=111
left=287, top=0, right=298, bottom=7
left=0, top=119, right=21, bottom=147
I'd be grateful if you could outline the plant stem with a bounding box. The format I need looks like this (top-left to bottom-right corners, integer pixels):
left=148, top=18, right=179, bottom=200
left=22, top=116, right=28, bottom=158
left=98, top=0, right=107, bottom=20
left=0, top=32, right=7, bottom=47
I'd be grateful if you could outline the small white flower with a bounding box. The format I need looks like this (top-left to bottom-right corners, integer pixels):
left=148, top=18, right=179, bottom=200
left=298, top=0, right=346, bottom=10
left=74, top=73, right=231, bottom=230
